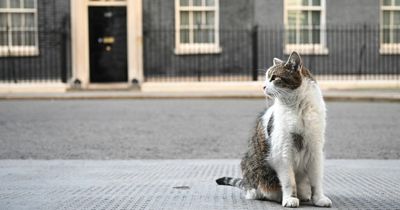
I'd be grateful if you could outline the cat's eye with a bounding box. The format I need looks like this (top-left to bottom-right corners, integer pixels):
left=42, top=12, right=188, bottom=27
left=270, top=75, right=277, bottom=82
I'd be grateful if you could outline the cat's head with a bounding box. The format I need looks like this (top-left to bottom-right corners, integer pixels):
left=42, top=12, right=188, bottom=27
left=263, top=51, right=313, bottom=98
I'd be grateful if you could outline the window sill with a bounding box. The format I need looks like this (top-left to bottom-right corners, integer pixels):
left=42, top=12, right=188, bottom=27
left=0, top=47, right=39, bottom=57
left=174, top=45, right=222, bottom=55
left=284, top=45, right=329, bottom=55
left=380, top=44, right=400, bottom=54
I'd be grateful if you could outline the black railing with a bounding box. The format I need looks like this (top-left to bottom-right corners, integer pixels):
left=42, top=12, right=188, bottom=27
left=0, top=29, right=70, bottom=83
left=0, top=25, right=399, bottom=83
left=144, top=25, right=400, bottom=82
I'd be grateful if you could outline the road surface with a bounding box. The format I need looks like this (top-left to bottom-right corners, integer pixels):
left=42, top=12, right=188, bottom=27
left=0, top=99, right=399, bottom=159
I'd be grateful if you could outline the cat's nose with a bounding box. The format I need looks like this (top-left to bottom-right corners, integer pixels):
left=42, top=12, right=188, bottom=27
left=263, top=86, right=266, bottom=90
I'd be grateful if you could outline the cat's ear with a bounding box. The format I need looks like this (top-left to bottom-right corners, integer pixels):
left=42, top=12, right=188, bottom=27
left=273, top=58, right=284, bottom=66
left=286, top=51, right=302, bottom=71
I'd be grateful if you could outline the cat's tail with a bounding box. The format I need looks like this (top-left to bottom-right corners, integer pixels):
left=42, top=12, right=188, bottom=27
left=215, top=177, right=244, bottom=189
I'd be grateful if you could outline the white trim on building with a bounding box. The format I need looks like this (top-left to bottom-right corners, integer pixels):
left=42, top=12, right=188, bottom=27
left=0, top=0, right=39, bottom=57
left=174, top=0, right=221, bottom=55
left=70, top=0, right=143, bottom=88
left=380, top=0, right=400, bottom=54
left=283, top=0, right=328, bottom=55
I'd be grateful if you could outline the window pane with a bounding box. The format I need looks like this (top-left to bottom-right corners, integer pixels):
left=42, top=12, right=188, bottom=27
left=23, top=0, right=34, bottom=8
left=194, top=29, right=213, bottom=43
left=383, top=29, right=390, bottom=43
left=0, top=14, right=7, bottom=28
left=24, top=13, right=35, bottom=28
left=299, top=11, right=309, bottom=27
left=10, top=0, right=21, bottom=8
left=193, top=29, right=202, bottom=43
left=395, top=0, right=400, bottom=6
left=205, top=0, right=214, bottom=6
left=302, top=0, right=309, bottom=6
left=287, top=11, right=297, bottom=28
left=394, top=29, right=400, bottom=43
left=11, top=13, right=23, bottom=28
left=0, top=0, right=7, bottom=8
left=205, top=11, right=214, bottom=26
left=180, top=11, right=189, bottom=26
left=194, top=29, right=214, bottom=43
left=193, top=11, right=202, bottom=27
left=180, top=29, right=189, bottom=43
left=383, top=11, right=391, bottom=26
left=206, top=29, right=215, bottom=43
left=12, top=31, right=23, bottom=45
left=311, top=11, right=320, bottom=27
left=394, top=11, right=400, bottom=25
left=287, top=29, right=296, bottom=44
left=0, top=31, right=7, bottom=45
left=180, top=0, right=189, bottom=6
left=383, top=0, right=392, bottom=6
left=299, top=29, right=310, bottom=43
left=193, top=0, right=202, bottom=6
left=24, top=31, right=35, bottom=45
left=312, top=0, right=320, bottom=6
left=312, top=29, right=320, bottom=43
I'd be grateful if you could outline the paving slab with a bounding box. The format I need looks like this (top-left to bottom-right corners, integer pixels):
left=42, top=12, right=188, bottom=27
left=0, top=159, right=399, bottom=210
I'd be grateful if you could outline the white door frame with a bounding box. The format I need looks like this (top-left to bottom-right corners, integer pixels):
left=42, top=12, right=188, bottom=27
left=70, top=0, right=143, bottom=88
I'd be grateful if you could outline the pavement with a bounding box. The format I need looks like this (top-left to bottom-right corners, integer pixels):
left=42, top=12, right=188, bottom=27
left=0, top=159, right=399, bottom=210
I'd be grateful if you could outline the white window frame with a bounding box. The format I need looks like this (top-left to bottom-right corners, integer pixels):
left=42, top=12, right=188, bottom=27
left=174, top=0, right=221, bottom=55
left=283, top=0, right=328, bottom=55
left=380, top=0, right=400, bottom=54
left=0, top=0, right=39, bottom=57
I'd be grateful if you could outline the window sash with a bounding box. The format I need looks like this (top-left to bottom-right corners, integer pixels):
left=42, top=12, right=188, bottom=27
left=381, top=2, right=400, bottom=44
left=286, top=0, right=322, bottom=10
left=0, top=13, right=38, bottom=47
left=176, top=0, right=219, bottom=46
left=179, top=11, right=215, bottom=44
left=285, top=10, right=322, bottom=44
left=0, top=0, right=38, bottom=55
left=284, top=0, right=327, bottom=54
left=382, top=0, right=400, bottom=6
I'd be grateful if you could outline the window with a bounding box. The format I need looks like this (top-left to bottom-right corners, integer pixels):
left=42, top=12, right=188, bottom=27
left=380, top=0, right=400, bottom=54
left=0, top=0, right=38, bottom=56
left=284, top=0, right=327, bottom=54
left=175, top=0, right=221, bottom=54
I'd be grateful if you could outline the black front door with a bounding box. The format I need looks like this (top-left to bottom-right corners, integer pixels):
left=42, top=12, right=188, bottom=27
left=89, top=6, right=128, bottom=83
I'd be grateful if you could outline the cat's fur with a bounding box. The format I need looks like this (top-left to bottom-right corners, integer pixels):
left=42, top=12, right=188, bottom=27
left=216, top=52, right=332, bottom=208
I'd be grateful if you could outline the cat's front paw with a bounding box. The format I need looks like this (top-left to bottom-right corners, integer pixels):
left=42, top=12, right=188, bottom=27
left=312, top=195, right=332, bottom=207
left=282, top=197, right=299, bottom=208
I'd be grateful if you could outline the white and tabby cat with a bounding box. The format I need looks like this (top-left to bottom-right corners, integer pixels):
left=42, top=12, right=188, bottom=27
left=216, top=52, right=332, bottom=208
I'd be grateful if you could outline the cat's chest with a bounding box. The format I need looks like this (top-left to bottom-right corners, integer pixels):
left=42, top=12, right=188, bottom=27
left=276, top=104, right=324, bottom=135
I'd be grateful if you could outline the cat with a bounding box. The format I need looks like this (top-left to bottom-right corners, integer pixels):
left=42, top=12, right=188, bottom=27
left=216, top=51, right=332, bottom=208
